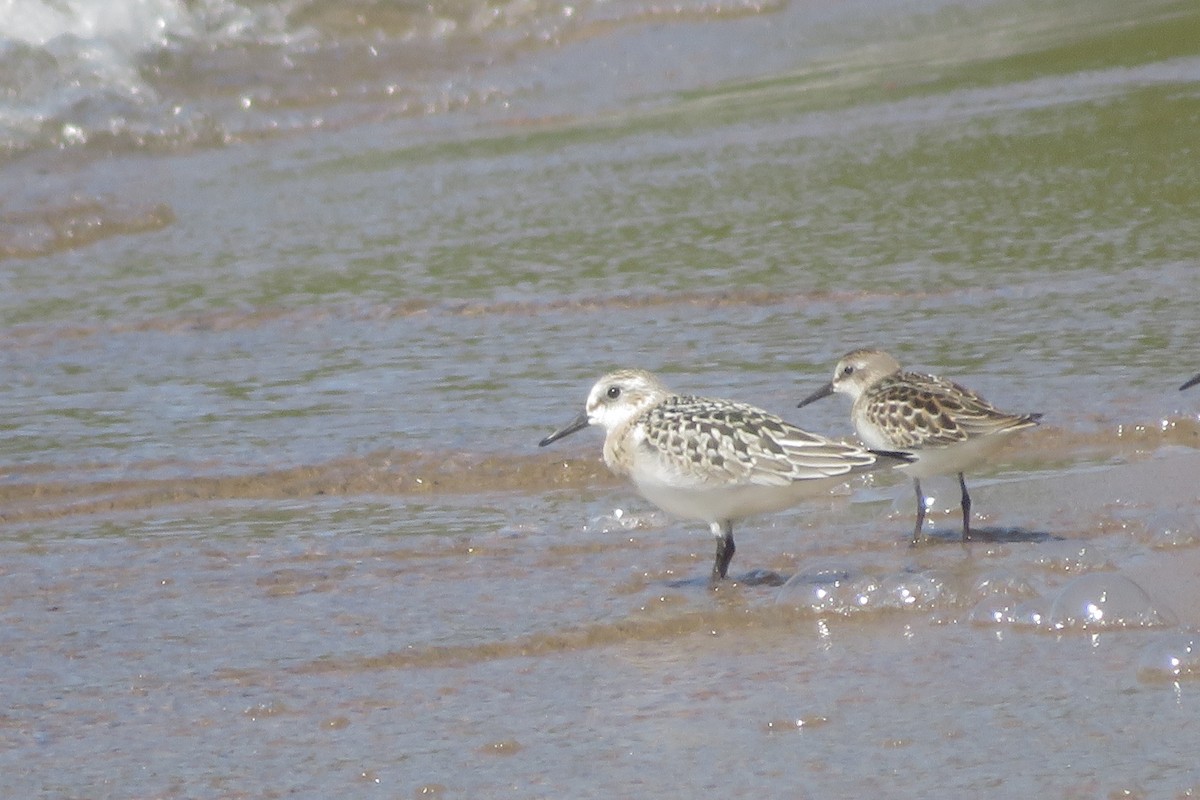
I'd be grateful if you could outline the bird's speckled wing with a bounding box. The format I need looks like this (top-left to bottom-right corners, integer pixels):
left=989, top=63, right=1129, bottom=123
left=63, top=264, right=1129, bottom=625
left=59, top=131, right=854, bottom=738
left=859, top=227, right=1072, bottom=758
left=861, top=372, right=1040, bottom=448
left=633, top=395, right=882, bottom=488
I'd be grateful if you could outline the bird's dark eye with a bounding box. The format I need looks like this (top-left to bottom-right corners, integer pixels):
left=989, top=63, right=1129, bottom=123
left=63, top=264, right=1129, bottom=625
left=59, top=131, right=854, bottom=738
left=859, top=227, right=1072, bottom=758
left=607, top=386, right=621, bottom=399
left=842, top=365, right=855, bottom=376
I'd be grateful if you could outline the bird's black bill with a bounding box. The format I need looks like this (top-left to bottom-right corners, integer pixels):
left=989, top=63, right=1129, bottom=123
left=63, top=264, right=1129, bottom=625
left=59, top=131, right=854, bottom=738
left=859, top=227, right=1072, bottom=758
left=871, top=448, right=917, bottom=466
left=796, top=382, right=834, bottom=409
left=538, top=411, right=590, bottom=447
left=1181, top=373, right=1200, bottom=391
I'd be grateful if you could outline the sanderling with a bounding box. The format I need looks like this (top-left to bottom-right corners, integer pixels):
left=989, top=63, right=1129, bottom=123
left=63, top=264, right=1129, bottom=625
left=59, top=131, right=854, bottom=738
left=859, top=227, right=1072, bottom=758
left=797, top=349, right=1041, bottom=545
left=539, top=368, right=912, bottom=581
left=1181, top=373, right=1200, bottom=391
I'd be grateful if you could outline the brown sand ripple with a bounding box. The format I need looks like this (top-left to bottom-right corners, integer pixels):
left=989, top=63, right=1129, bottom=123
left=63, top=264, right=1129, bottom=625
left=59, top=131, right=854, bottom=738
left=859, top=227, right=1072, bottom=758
left=267, top=602, right=814, bottom=675
left=1, top=418, right=1197, bottom=526
left=0, top=449, right=614, bottom=525
left=0, top=196, right=175, bottom=261
left=0, top=285, right=964, bottom=343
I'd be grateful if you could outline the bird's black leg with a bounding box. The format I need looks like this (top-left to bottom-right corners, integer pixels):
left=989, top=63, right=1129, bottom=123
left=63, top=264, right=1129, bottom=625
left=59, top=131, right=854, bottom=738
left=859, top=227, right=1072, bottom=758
left=958, top=472, right=972, bottom=542
left=911, top=478, right=926, bottom=546
left=713, top=523, right=735, bottom=581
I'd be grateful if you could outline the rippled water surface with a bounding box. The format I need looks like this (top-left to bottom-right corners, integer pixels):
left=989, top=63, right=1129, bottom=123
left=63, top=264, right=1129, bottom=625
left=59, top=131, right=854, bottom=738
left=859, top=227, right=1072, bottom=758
left=3, top=0, right=1200, bottom=796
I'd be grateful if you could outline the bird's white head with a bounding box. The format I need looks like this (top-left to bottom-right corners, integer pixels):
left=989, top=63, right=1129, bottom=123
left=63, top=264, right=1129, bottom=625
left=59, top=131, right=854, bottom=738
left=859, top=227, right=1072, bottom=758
left=797, top=348, right=902, bottom=409
left=540, top=369, right=671, bottom=447
left=829, top=349, right=902, bottom=401
left=583, top=369, right=670, bottom=431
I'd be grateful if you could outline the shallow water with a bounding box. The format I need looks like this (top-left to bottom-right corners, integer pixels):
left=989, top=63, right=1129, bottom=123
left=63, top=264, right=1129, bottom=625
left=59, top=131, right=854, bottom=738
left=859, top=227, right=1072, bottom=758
left=3, top=0, right=1200, bottom=796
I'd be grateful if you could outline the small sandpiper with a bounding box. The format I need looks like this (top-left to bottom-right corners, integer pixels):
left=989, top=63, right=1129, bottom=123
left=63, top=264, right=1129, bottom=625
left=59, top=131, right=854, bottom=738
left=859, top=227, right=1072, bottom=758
left=540, top=369, right=912, bottom=580
left=797, top=349, right=1041, bottom=545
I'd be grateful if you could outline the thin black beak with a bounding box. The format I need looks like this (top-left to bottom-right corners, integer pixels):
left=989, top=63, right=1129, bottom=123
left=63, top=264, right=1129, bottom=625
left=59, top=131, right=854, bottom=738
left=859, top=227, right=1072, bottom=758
left=797, top=381, right=834, bottom=409
left=1181, top=373, right=1200, bottom=391
left=538, top=411, right=591, bottom=447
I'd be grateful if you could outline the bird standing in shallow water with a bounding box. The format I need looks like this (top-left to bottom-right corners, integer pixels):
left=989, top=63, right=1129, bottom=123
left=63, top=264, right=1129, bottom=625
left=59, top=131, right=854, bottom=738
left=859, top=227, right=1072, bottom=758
left=539, top=369, right=912, bottom=581
left=797, top=349, right=1042, bottom=545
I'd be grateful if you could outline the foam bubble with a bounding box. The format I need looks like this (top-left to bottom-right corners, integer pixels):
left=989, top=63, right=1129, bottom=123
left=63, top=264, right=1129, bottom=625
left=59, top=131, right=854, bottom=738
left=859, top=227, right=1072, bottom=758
left=1, top=0, right=190, bottom=48
left=968, top=594, right=1053, bottom=628
left=1008, top=599, right=1051, bottom=628
left=1136, top=631, right=1200, bottom=683
left=776, top=566, right=953, bottom=615
left=1046, top=573, right=1177, bottom=632
left=968, top=596, right=1019, bottom=626
left=1029, top=541, right=1112, bottom=574
left=877, top=570, right=951, bottom=610
left=1135, top=509, right=1200, bottom=549
left=582, top=508, right=661, bottom=534
left=965, top=569, right=1043, bottom=626
left=775, top=565, right=878, bottom=614
left=971, top=569, right=1039, bottom=600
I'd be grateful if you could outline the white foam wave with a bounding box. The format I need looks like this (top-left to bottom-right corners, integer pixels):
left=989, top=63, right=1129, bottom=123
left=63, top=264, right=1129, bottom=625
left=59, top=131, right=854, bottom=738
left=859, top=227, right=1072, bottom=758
left=2, top=0, right=189, bottom=50
left=0, top=0, right=310, bottom=154
left=0, top=0, right=785, bottom=156
left=0, top=0, right=293, bottom=49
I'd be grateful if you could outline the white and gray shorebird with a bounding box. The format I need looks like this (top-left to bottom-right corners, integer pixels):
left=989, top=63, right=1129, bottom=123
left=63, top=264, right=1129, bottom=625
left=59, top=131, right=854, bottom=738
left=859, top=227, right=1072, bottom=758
left=1181, top=373, right=1200, bottom=391
left=797, top=349, right=1042, bottom=545
left=539, top=368, right=913, bottom=581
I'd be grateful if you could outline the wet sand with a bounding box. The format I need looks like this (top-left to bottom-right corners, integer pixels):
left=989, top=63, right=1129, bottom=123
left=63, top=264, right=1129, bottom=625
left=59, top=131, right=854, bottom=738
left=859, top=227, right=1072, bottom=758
left=4, top=0, right=1200, bottom=795
left=3, top=404, right=1198, bottom=517
left=2, top=423, right=1199, bottom=796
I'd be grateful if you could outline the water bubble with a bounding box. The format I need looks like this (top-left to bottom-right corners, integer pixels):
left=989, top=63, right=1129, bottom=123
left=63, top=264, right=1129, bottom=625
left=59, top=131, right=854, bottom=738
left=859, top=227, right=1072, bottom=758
left=789, top=559, right=855, bottom=583
left=1136, top=631, right=1200, bottom=683
left=777, top=565, right=954, bottom=615
left=966, top=570, right=1043, bottom=626
left=584, top=508, right=660, bottom=534
left=877, top=571, right=950, bottom=610
left=971, top=569, right=1039, bottom=601
left=1030, top=541, right=1111, bottom=574
left=1046, top=573, right=1177, bottom=632
left=1009, top=599, right=1051, bottom=629
left=968, top=596, right=1019, bottom=626
left=1135, top=509, right=1200, bottom=549
left=776, top=565, right=879, bottom=615
left=969, top=593, right=1053, bottom=628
